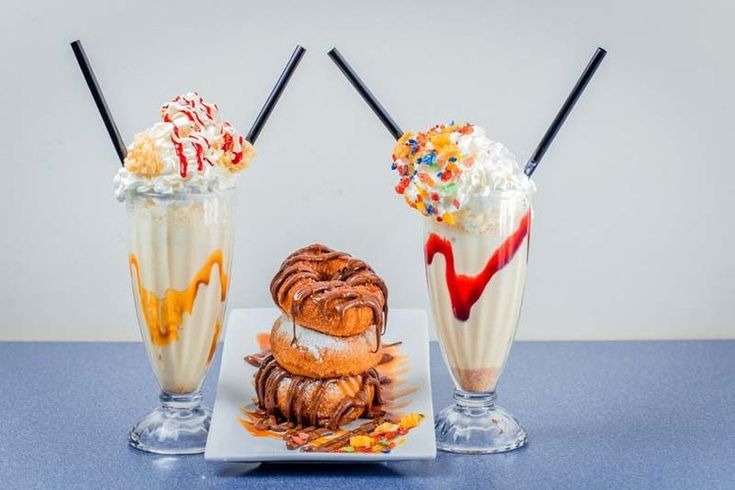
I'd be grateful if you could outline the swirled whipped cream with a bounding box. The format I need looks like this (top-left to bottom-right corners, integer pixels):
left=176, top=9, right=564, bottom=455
left=114, top=92, right=255, bottom=200
left=391, top=123, right=535, bottom=231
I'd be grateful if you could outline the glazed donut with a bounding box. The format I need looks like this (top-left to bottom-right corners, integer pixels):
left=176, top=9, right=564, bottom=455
left=270, top=315, right=382, bottom=378
left=255, top=355, right=383, bottom=429
left=269, top=244, right=388, bottom=345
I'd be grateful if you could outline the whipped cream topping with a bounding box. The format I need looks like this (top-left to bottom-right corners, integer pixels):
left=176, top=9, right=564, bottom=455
left=391, top=123, right=535, bottom=230
left=114, top=92, right=255, bottom=200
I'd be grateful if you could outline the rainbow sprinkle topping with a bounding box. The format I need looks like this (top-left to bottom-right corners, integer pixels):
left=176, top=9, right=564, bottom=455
left=391, top=122, right=533, bottom=225
left=391, top=123, right=477, bottom=225
left=337, top=412, right=424, bottom=454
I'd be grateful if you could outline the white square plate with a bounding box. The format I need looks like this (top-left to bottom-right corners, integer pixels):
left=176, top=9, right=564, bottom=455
left=205, top=308, right=436, bottom=462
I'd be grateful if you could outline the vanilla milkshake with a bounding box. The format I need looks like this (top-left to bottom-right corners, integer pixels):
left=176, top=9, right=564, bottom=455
left=391, top=122, right=534, bottom=453
left=126, top=190, right=234, bottom=394
left=424, top=193, right=530, bottom=393
left=115, top=92, right=255, bottom=454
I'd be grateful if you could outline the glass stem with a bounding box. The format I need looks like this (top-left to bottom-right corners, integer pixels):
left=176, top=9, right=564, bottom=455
left=454, top=389, right=497, bottom=409
left=160, top=391, right=202, bottom=412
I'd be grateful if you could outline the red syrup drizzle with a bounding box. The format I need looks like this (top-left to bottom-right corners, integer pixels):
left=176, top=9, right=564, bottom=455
left=425, top=209, right=532, bottom=321
left=222, top=131, right=244, bottom=165
left=172, top=127, right=189, bottom=177
left=231, top=135, right=245, bottom=164
left=194, top=143, right=204, bottom=171
left=163, top=96, right=241, bottom=176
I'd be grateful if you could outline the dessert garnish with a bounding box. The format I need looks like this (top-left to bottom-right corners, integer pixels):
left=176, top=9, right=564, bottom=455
left=114, top=92, right=255, bottom=199
left=391, top=123, right=534, bottom=225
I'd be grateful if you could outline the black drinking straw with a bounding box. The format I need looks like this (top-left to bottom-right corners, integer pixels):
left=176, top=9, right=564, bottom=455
left=524, top=47, right=607, bottom=177
left=328, top=48, right=403, bottom=140
left=245, top=45, right=307, bottom=144
left=70, top=40, right=127, bottom=165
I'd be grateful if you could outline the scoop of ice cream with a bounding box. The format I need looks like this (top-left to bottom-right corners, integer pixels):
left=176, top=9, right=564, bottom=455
left=391, top=123, right=534, bottom=230
left=114, top=92, right=255, bottom=200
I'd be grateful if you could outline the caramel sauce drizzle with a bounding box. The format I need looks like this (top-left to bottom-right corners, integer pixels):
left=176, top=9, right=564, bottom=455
left=206, top=319, right=223, bottom=364
left=269, top=244, right=388, bottom=352
left=128, top=250, right=228, bottom=348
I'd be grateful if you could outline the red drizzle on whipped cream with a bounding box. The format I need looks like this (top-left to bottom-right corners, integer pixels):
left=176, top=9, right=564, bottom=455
left=160, top=93, right=248, bottom=178
left=115, top=92, right=255, bottom=200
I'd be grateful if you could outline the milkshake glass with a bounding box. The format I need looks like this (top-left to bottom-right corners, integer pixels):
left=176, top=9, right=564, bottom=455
left=388, top=122, right=534, bottom=453
left=330, top=44, right=602, bottom=456
left=127, top=189, right=234, bottom=454
left=425, top=190, right=531, bottom=453
left=114, top=92, right=255, bottom=454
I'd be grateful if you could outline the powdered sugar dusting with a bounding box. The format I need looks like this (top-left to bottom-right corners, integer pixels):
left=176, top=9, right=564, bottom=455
left=272, top=315, right=377, bottom=362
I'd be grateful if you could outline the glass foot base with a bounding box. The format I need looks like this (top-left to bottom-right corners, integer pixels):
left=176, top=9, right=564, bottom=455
left=129, top=392, right=211, bottom=455
left=435, top=391, right=527, bottom=454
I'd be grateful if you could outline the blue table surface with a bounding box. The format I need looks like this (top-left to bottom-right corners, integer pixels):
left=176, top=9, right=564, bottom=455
left=1, top=340, right=733, bottom=489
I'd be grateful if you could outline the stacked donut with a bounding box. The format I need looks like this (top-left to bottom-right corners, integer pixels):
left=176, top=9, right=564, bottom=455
left=255, top=244, right=389, bottom=429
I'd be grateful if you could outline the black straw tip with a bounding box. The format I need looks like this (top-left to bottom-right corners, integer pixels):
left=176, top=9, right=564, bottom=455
left=327, top=47, right=403, bottom=140
left=70, top=39, right=127, bottom=165
left=245, top=44, right=307, bottom=145
left=523, top=46, right=608, bottom=177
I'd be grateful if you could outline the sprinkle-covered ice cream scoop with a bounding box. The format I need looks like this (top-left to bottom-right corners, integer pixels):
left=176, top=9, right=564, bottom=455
left=391, top=123, right=534, bottom=229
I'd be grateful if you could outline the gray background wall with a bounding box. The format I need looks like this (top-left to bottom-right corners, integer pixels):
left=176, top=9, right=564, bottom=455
left=1, top=0, right=733, bottom=341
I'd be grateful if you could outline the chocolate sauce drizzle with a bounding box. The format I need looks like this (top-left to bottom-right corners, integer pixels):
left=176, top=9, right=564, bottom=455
left=244, top=350, right=271, bottom=368
left=250, top=414, right=383, bottom=452
left=254, top=355, right=384, bottom=430
left=269, top=244, right=388, bottom=352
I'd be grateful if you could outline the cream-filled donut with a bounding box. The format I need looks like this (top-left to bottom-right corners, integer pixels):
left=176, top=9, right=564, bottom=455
left=270, top=315, right=382, bottom=378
